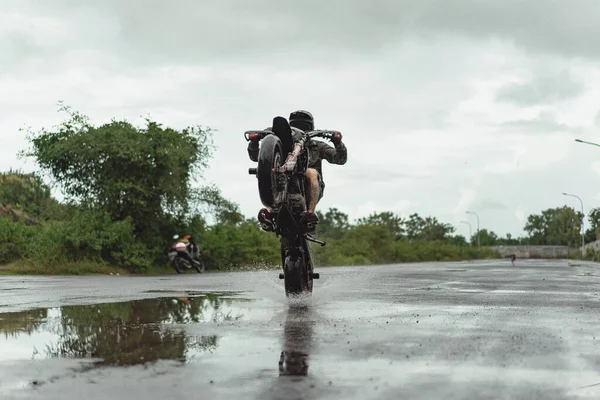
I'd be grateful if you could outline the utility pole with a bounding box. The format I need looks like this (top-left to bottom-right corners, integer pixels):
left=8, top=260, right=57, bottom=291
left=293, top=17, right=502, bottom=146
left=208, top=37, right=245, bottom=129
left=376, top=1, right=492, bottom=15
left=466, top=211, right=480, bottom=248
left=563, top=192, right=586, bottom=257
left=461, top=221, right=473, bottom=246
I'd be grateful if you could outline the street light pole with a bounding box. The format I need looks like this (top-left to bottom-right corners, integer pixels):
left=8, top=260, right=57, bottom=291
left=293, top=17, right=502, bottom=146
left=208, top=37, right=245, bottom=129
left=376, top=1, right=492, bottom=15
left=563, top=192, right=586, bottom=257
left=461, top=221, right=473, bottom=246
left=466, top=211, right=480, bottom=248
left=575, top=138, right=600, bottom=148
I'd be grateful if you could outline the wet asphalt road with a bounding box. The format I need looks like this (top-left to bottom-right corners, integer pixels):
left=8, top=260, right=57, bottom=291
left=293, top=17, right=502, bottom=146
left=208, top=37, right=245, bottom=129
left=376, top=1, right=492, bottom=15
left=2, top=259, right=600, bottom=399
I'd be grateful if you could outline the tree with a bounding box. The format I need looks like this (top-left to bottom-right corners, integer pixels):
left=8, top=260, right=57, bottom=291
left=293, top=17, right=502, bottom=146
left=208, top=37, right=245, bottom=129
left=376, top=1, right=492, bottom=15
left=447, top=235, right=468, bottom=246
left=194, top=185, right=244, bottom=226
left=419, top=216, right=454, bottom=241
left=497, top=233, right=521, bottom=245
left=0, top=169, right=54, bottom=218
left=405, top=213, right=425, bottom=240
left=524, top=206, right=582, bottom=246
left=471, top=229, right=499, bottom=246
left=21, top=104, right=215, bottom=239
left=585, top=207, right=600, bottom=243
left=403, top=213, right=454, bottom=241
left=316, top=208, right=350, bottom=239
left=356, top=211, right=404, bottom=239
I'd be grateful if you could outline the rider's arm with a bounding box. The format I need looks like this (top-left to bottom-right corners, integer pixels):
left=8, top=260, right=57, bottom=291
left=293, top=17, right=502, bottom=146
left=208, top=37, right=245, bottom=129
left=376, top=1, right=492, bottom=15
left=247, top=127, right=273, bottom=162
left=291, top=128, right=309, bottom=150
left=318, top=140, right=347, bottom=165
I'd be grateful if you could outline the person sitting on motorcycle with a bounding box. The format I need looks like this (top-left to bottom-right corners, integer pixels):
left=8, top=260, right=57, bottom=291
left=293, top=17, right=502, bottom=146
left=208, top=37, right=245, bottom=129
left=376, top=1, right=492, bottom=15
left=184, top=235, right=200, bottom=260
left=173, top=234, right=201, bottom=267
left=247, top=110, right=347, bottom=233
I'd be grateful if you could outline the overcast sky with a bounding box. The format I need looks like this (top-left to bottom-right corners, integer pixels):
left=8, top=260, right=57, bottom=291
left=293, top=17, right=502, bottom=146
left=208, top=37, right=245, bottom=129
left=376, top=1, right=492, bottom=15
left=3, top=0, right=600, bottom=239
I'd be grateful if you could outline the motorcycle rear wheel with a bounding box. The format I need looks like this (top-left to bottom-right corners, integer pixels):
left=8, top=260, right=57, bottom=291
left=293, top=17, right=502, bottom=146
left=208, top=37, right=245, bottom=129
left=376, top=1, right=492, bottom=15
left=257, top=134, right=286, bottom=209
left=173, top=257, right=186, bottom=274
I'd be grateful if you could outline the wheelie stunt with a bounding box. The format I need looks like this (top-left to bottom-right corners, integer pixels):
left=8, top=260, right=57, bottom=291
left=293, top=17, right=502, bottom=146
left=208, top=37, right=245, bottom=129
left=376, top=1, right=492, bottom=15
left=244, top=110, right=347, bottom=297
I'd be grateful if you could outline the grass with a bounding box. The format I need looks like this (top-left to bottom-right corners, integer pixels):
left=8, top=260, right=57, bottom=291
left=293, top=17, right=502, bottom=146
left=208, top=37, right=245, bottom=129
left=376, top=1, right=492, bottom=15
left=0, top=260, right=129, bottom=275
left=0, top=261, right=274, bottom=276
left=0, top=254, right=508, bottom=276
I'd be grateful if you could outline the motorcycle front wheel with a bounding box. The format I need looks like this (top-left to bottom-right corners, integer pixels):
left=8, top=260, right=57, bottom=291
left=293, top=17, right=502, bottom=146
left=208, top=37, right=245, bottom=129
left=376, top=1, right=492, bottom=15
left=283, top=238, right=313, bottom=297
left=195, top=260, right=206, bottom=273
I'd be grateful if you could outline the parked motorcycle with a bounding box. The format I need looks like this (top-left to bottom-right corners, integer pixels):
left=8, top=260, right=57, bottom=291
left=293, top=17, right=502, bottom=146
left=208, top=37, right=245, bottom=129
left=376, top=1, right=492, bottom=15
left=245, top=116, right=340, bottom=297
left=168, top=235, right=206, bottom=274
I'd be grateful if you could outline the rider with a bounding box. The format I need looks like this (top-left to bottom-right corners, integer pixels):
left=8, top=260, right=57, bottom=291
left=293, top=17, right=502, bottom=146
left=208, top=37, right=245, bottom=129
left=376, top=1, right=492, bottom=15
left=184, top=235, right=200, bottom=260
left=247, top=110, right=347, bottom=233
left=172, top=234, right=201, bottom=267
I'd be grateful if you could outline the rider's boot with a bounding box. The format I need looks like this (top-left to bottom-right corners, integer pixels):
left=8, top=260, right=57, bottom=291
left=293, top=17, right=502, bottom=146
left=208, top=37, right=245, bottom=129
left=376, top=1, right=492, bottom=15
left=258, top=208, right=275, bottom=232
left=301, top=211, right=319, bottom=236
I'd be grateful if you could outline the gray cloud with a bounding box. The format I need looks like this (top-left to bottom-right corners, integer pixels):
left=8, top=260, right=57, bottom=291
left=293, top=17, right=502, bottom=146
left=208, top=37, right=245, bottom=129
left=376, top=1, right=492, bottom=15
left=337, top=168, right=433, bottom=185
left=496, top=70, right=584, bottom=106
left=7, top=0, right=600, bottom=71
left=498, top=111, right=571, bottom=133
left=474, top=199, right=509, bottom=211
left=594, top=110, right=600, bottom=128
left=409, top=0, right=600, bottom=60
left=0, top=31, right=46, bottom=72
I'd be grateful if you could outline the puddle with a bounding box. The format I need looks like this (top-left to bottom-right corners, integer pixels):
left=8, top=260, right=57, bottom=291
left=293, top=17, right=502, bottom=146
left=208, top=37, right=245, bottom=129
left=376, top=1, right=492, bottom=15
left=0, top=293, right=254, bottom=368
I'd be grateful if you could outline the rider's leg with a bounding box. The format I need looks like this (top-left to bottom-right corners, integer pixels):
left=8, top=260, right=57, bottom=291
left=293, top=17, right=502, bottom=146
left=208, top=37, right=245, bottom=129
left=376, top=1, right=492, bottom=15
left=302, top=169, right=321, bottom=234
left=305, top=168, right=320, bottom=213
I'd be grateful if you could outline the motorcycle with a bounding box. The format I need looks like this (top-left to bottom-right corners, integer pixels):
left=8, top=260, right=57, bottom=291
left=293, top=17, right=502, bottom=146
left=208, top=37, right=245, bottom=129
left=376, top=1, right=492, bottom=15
left=168, top=235, right=206, bottom=274
left=245, top=116, right=340, bottom=297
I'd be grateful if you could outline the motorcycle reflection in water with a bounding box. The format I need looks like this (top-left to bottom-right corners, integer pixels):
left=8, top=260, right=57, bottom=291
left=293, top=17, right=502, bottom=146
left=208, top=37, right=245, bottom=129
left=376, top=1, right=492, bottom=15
left=278, top=305, right=314, bottom=377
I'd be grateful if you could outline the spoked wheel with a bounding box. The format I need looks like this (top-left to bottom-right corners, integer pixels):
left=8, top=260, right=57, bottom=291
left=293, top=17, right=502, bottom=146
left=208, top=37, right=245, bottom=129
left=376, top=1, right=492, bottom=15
left=257, top=134, right=286, bottom=209
left=173, top=258, right=186, bottom=274
left=283, top=237, right=313, bottom=297
left=195, top=260, right=206, bottom=273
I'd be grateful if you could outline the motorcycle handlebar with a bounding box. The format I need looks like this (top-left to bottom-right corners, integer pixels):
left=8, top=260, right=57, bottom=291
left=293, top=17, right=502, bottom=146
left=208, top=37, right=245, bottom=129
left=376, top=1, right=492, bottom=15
left=305, top=130, right=341, bottom=140
left=244, top=129, right=341, bottom=142
left=246, top=128, right=340, bottom=174
left=244, top=130, right=271, bottom=142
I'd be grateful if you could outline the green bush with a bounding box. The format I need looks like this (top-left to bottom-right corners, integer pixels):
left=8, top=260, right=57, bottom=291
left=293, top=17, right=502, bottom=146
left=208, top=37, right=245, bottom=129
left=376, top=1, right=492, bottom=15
left=0, top=209, right=501, bottom=274
left=198, top=219, right=280, bottom=270
left=0, top=218, right=34, bottom=263
left=1, top=210, right=151, bottom=273
left=311, top=225, right=499, bottom=267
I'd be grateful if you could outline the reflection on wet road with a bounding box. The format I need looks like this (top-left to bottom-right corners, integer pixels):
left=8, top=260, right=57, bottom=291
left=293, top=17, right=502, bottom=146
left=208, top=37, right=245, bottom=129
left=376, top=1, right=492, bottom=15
left=0, top=294, right=240, bottom=367
left=3, top=260, right=600, bottom=399
left=279, top=306, right=313, bottom=377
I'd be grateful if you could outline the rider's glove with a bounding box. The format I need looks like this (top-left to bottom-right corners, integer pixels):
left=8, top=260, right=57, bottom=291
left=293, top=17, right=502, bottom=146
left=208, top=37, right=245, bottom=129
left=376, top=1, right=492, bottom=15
left=248, top=133, right=261, bottom=143
left=331, top=132, right=343, bottom=145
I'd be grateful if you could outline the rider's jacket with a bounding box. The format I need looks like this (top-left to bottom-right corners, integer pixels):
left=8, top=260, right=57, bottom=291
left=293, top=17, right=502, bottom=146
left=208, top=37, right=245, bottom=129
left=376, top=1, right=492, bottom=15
left=247, top=126, right=347, bottom=186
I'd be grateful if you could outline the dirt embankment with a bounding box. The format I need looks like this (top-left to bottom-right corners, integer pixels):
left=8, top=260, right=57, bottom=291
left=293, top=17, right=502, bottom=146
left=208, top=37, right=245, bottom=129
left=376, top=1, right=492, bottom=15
left=0, top=203, right=37, bottom=225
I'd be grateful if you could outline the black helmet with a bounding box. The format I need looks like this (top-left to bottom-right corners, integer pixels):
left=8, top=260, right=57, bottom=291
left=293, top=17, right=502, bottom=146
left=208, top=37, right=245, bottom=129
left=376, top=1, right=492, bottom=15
left=289, top=110, right=314, bottom=132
